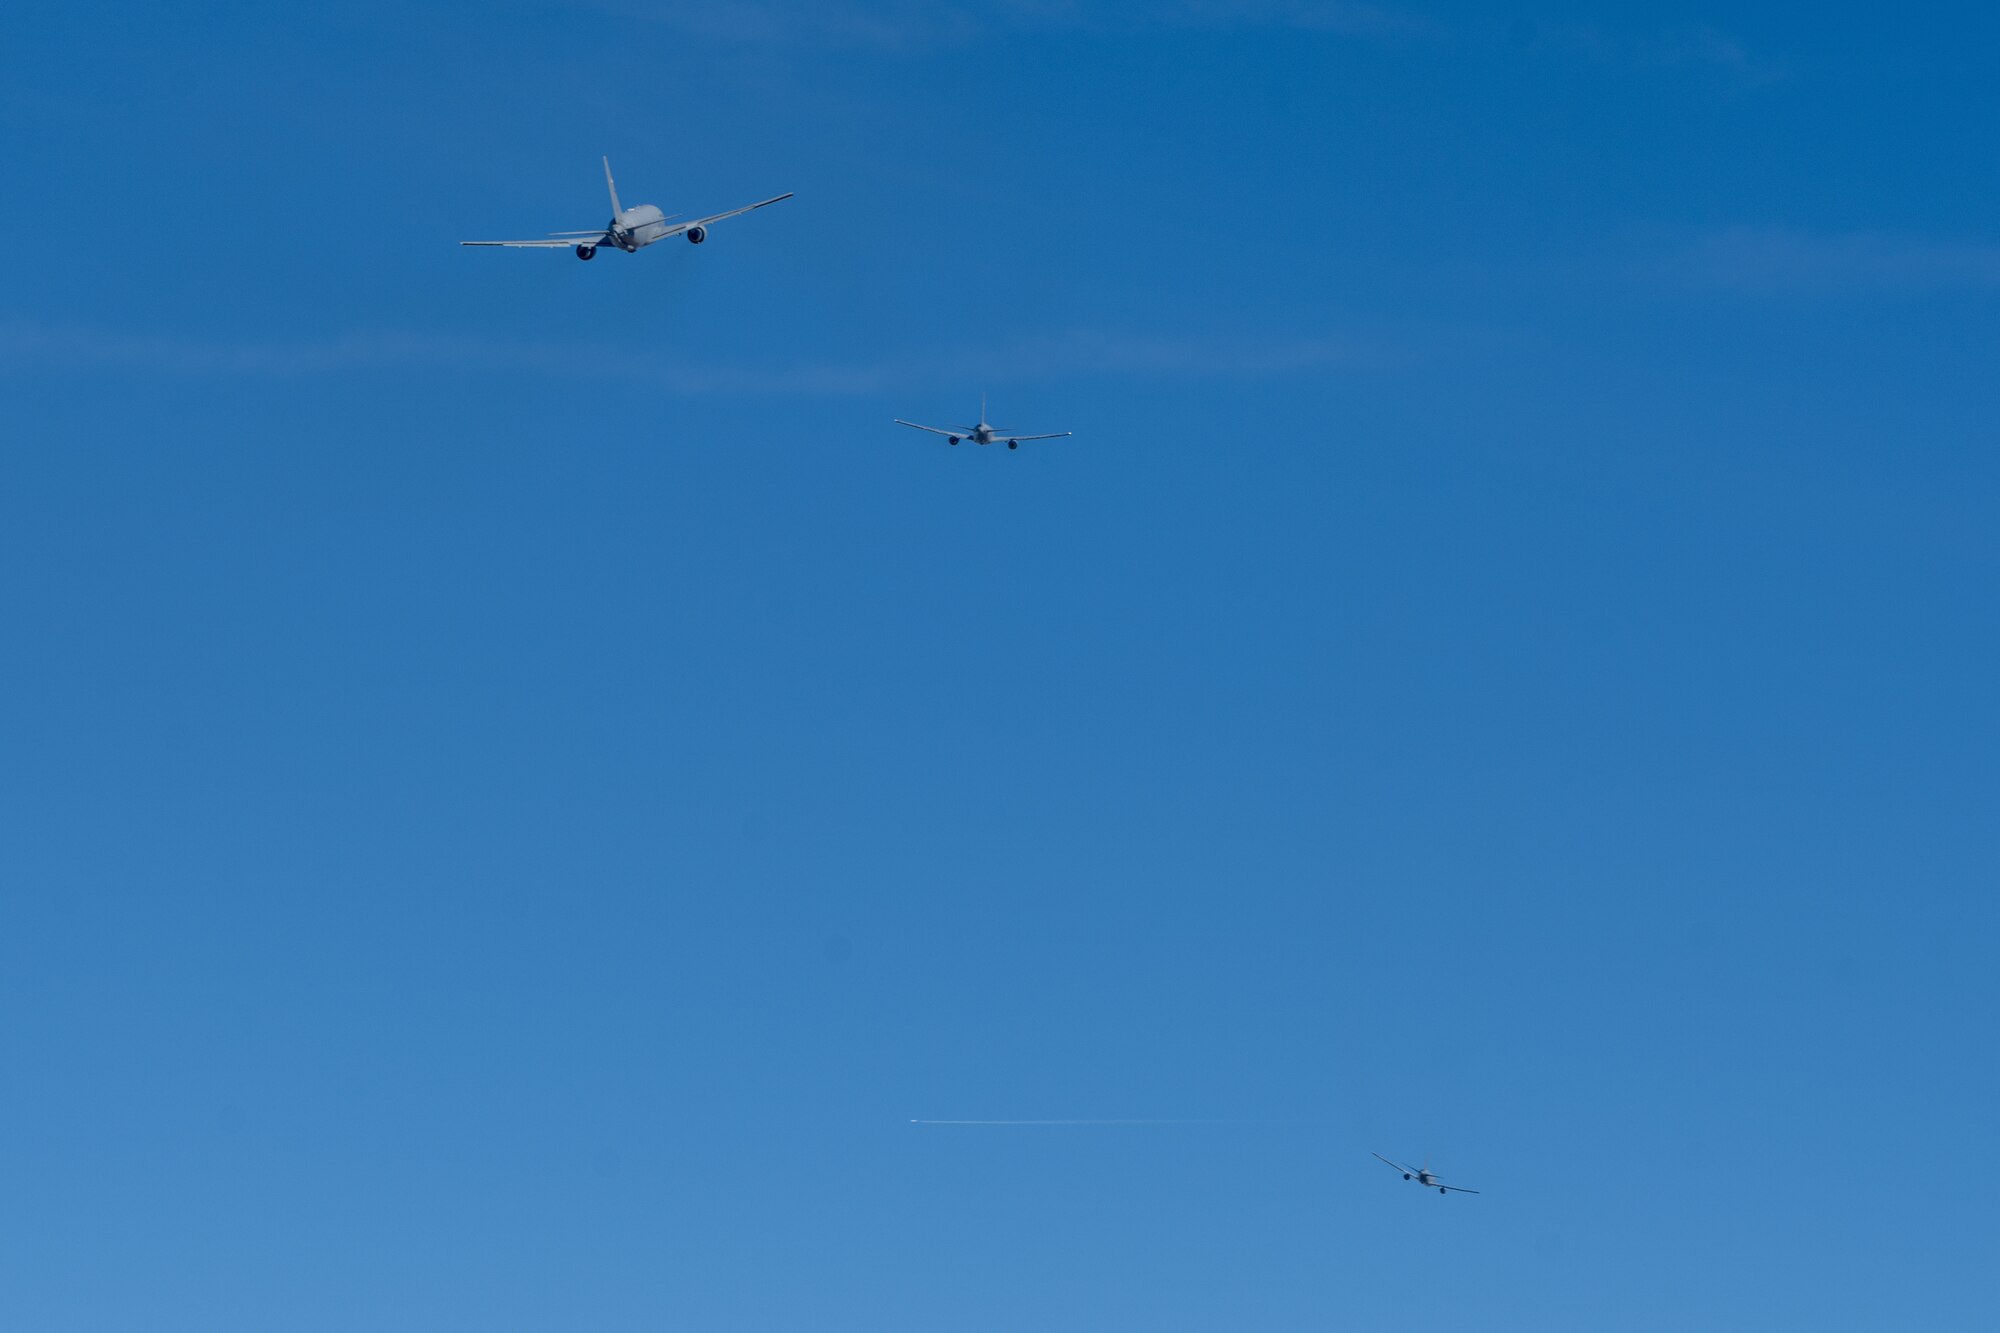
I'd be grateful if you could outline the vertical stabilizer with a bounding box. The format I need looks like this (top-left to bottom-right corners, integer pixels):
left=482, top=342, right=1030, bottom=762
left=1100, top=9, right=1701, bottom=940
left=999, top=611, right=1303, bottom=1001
left=603, top=156, right=623, bottom=217
left=981, top=393, right=987, bottom=427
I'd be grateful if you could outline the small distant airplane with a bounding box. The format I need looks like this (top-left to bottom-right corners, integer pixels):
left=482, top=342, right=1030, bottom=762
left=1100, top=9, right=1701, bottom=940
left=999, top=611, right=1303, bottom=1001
left=1373, top=1153, right=1480, bottom=1195
left=895, top=397, right=1071, bottom=450
left=461, top=157, right=792, bottom=261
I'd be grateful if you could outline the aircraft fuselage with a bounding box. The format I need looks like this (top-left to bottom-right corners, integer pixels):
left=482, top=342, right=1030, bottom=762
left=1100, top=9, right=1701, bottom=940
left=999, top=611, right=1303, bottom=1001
left=609, top=204, right=670, bottom=251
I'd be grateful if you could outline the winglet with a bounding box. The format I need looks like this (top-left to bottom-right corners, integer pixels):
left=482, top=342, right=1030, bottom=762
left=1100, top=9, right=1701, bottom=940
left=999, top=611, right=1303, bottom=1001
left=603, top=156, right=623, bottom=217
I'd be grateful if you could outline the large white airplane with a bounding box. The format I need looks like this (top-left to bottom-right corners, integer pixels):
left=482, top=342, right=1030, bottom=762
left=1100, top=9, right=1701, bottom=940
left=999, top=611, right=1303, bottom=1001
left=461, top=158, right=792, bottom=261
left=895, top=397, right=1072, bottom=450
left=1373, top=1153, right=1480, bottom=1195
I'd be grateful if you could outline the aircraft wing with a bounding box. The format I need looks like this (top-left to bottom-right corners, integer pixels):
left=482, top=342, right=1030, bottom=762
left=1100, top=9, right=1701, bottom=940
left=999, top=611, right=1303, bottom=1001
left=460, top=234, right=607, bottom=248
left=1006, top=432, right=1072, bottom=442
left=894, top=420, right=963, bottom=437
left=659, top=193, right=794, bottom=237
left=1372, top=1153, right=1413, bottom=1174
left=1440, top=1185, right=1481, bottom=1194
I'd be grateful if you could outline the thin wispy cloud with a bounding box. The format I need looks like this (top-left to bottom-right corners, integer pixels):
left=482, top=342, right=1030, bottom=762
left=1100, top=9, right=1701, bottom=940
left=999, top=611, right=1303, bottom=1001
left=606, top=1, right=1765, bottom=77
left=601, top=0, right=1434, bottom=49
left=1657, top=227, right=2000, bottom=295
left=0, top=320, right=1352, bottom=393
left=1151, top=1, right=1435, bottom=37
left=601, top=1, right=983, bottom=49
left=1505, top=19, right=1786, bottom=87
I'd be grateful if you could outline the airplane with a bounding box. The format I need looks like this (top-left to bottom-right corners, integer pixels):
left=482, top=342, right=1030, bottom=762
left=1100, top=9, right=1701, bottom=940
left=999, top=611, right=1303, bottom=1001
left=461, top=157, right=792, bottom=261
left=894, top=397, right=1072, bottom=450
left=1373, top=1153, right=1480, bottom=1195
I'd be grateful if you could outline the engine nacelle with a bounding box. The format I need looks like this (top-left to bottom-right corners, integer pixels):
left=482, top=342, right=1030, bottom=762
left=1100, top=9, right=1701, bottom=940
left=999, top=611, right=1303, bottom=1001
left=686, top=225, right=707, bottom=244
left=575, top=244, right=596, bottom=261
left=947, top=436, right=960, bottom=445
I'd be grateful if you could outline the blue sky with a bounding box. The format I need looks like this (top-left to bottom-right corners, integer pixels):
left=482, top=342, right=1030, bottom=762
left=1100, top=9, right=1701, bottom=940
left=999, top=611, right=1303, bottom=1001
left=2, top=3, right=1996, bottom=1330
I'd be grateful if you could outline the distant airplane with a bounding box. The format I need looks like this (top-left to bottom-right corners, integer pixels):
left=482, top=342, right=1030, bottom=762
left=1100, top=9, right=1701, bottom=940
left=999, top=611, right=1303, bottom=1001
left=461, top=157, right=791, bottom=260
left=1373, top=1153, right=1480, bottom=1195
left=895, top=397, right=1072, bottom=450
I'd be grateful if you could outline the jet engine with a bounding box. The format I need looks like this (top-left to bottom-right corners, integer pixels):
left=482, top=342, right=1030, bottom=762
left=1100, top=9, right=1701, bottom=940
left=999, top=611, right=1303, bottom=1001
left=686, top=225, right=707, bottom=244
left=575, top=244, right=596, bottom=260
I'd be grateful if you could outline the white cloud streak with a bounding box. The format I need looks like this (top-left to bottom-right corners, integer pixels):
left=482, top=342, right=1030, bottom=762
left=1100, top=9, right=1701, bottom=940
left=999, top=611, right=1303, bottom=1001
left=1660, top=228, right=2000, bottom=295
left=1506, top=20, right=1786, bottom=86
left=1151, top=0, right=1435, bottom=37
left=598, top=0, right=1435, bottom=49
left=604, top=1, right=1766, bottom=77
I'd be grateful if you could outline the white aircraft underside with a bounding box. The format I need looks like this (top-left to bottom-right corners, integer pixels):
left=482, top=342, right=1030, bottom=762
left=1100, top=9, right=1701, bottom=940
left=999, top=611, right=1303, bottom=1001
left=1374, top=1153, right=1480, bottom=1195
left=462, top=157, right=791, bottom=260
left=895, top=398, right=1071, bottom=450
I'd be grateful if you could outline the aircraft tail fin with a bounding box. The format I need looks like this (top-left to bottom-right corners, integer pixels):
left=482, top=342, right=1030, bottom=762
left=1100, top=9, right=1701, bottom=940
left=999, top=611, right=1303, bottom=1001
left=603, top=156, right=623, bottom=217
